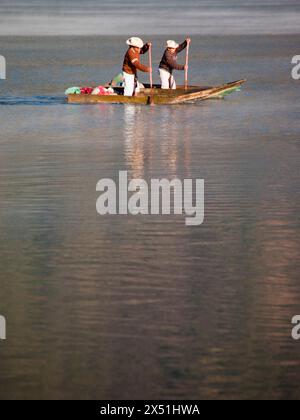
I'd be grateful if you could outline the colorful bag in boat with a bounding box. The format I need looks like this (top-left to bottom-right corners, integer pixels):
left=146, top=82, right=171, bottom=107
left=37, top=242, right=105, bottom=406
left=65, top=87, right=81, bottom=95
left=92, top=86, right=117, bottom=96
left=106, top=87, right=116, bottom=95
left=92, top=86, right=108, bottom=96
left=80, top=87, right=94, bottom=95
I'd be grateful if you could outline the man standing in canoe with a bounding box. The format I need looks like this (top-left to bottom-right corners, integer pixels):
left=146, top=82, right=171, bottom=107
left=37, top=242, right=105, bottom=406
left=159, top=38, right=191, bottom=89
left=123, top=37, right=152, bottom=97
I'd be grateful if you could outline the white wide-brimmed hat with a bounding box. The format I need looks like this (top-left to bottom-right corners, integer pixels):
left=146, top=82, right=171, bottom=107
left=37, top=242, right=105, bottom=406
left=126, top=37, right=144, bottom=48
left=166, top=40, right=179, bottom=49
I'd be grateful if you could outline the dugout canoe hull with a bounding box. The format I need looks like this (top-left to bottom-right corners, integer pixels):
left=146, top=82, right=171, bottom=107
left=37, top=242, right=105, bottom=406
left=67, top=80, right=246, bottom=105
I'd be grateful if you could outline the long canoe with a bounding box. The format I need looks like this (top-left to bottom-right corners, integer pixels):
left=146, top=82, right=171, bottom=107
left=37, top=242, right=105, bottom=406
left=67, top=79, right=246, bottom=105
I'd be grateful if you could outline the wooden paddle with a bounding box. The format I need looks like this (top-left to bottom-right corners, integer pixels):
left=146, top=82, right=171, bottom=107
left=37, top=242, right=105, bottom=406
left=185, top=39, right=190, bottom=90
left=148, top=43, right=154, bottom=105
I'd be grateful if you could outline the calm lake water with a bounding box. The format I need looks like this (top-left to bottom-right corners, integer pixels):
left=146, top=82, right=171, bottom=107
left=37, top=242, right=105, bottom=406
left=0, top=34, right=300, bottom=399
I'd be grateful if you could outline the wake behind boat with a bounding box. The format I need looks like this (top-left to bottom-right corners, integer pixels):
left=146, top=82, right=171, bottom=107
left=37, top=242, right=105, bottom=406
left=66, top=80, right=246, bottom=105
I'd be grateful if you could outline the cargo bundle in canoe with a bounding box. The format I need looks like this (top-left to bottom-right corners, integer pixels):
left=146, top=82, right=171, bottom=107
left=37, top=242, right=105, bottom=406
left=67, top=79, right=246, bottom=105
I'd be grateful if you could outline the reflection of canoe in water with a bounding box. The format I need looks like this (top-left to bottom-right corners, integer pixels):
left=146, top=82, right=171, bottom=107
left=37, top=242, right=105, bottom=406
left=67, top=79, right=246, bottom=105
